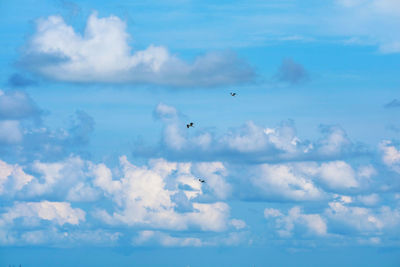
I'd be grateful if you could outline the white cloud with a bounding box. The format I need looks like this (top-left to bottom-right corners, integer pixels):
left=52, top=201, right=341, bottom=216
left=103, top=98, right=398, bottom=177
left=22, top=13, right=254, bottom=87
left=252, top=163, right=323, bottom=201
left=317, top=126, right=352, bottom=156
left=333, top=194, right=353, bottom=204
left=250, top=160, right=373, bottom=201
left=66, top=182, right=100, bottom=202
left=0, top=156, right=101, bottom=202
left=163, top=122, right=188, bottom=151
left=0, top=201, right=85, bottom=226
left=0, top=160, right=34, bottom=195
left=318, top=161, right=358, bottom=189
left=379, top=140, right=400, bottom=173
left=264, top=123, right=301, bottom=153
left=264, top=206, right=327, bottom=237
left=154, top=103, right=178, bottom=119
left=148, top=104, right=361, bottom=163
left=325, top=200, right=400, bottom=233
left=90, top=162, right=122, bottom=196
left=0, top=154, right=235, bottom=233
left=194, top=162, right=231, bottom=199
left=91, top=156, right=232, bottom=231
left=223, top=121, right=270, bottom=153
left=357, top=165, right=377, bottom=178
left=27, top=156, right=88, bottom=198
left=220, top=120, right=306, bottom=155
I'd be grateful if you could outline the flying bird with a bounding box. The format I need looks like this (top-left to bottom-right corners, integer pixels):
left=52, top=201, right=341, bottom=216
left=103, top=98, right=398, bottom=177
left=198, top=178, right=206, bottom=183
left=230, top=92, right=236, bottom=96
left=186, top=122, right=194, bottom=128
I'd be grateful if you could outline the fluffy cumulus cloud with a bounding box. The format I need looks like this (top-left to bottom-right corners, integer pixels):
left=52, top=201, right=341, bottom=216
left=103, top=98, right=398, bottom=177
left=379, top=140, right=400, bottom=173
left=263, top=194, right=400, bottom=243
left=2, top=100, right=400, bottom=248
left=138, top=104, right=362, bottom=163
left=0, top=155, right=227, bottom=207
left=317, top=125, right=354, bottom=156
left=264, top=206, right=327, bottom=237
left=0, top=160, right=34, bottom=195
left=251, top=163, right=323, bottom=201
left=0, top=157, right=99, bottom=202
left=26, top=156, right=95, bottom=200
left=91, top=156, right=233, bottom=231
left=0, top=144, right=398, bottom=247
left=0, top=201, right=85, bottom=226
left=317, top=161, right=359, bottom=189
left=325, top=198, right=400, bottom=236
left=0, top=94, right=249, bottom=247
left=133, top=104, right=382, bottom=203
left=21, top=13, right=255, bottom=87
left=249, top=160, right=374, bottom=202
left=0, top=154, right=247, bottom=246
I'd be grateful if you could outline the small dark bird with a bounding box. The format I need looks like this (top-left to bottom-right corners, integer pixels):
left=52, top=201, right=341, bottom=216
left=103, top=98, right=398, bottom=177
left=198, top=178, right=206, bottom=183
left=186, top=122, right=194, bottom=128
left=230, top=92, right=236, bottom=96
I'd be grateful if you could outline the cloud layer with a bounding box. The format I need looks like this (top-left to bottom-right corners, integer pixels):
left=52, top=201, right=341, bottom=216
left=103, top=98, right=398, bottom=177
left=137, top=103, right=366, bottom=163
left=0, top=98, right=399, bottom=249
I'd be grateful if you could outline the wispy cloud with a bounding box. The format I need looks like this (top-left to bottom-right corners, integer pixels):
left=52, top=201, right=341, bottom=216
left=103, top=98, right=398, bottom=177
left=384, top=99, right=400, bottom=108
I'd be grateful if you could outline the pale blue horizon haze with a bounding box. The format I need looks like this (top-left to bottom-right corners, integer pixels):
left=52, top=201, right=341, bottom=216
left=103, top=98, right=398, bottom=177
left=1, top=0, right=400, bottom=266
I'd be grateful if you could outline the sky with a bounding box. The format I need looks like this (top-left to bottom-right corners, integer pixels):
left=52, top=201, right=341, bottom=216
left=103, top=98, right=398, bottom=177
left=1, top=0, right=400, bottom=266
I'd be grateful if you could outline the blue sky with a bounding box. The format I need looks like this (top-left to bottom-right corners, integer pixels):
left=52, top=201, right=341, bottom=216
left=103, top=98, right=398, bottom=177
left=1, top=0, right=400, bottom=266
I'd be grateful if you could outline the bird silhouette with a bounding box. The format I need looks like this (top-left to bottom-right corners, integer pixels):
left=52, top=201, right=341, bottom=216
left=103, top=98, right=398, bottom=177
left=198, top=178, right=206, bottom=183
left=186, top=122, right=194, bottom=128
left=230, top=92, right=236, bottom=96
